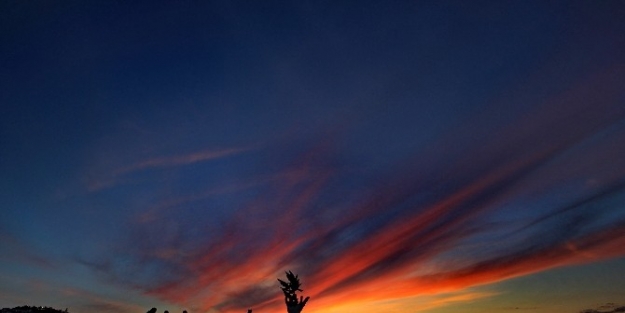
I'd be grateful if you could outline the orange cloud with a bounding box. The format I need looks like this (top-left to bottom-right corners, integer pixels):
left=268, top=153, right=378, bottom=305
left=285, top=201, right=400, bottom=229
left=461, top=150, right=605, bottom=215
left=79, top=68, right=625, bottom=313
left=135, top=149, right=625, bottom=313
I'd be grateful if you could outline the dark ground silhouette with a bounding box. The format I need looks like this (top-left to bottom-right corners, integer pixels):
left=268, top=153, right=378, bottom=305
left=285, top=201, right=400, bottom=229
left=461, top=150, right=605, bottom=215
left=0, top=306, right=68, bottom=313
left=4, top=278, right=620, bottom=313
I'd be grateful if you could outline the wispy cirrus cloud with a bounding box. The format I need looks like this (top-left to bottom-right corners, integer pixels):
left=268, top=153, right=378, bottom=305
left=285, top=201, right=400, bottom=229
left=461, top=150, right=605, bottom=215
left=86, top=145, right=257, bottom=191
left=113, top=146, right=254, bottom=176
left=85, top=139, right=625, bottom=313
left=78, top=67, right=625, bottom=313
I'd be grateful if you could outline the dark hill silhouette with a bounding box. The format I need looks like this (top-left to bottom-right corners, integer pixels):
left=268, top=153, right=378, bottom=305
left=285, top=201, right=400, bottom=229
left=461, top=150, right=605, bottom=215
left=0, top=306, right=68, bottom=313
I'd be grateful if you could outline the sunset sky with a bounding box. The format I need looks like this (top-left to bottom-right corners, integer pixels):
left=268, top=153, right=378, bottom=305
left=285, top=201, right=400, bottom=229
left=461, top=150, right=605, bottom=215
left=1, top=2, right=625, bottom=313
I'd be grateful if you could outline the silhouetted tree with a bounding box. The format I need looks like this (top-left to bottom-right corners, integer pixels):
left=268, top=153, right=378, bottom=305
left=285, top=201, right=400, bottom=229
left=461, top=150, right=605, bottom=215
left=278, top=271, right=310, bottom=313
left=247, top=271, right=310, bottom=313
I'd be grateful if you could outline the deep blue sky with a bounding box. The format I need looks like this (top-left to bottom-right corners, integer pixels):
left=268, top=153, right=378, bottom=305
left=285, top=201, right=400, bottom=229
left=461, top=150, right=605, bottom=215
left=1, top=2, right=625, bottom=313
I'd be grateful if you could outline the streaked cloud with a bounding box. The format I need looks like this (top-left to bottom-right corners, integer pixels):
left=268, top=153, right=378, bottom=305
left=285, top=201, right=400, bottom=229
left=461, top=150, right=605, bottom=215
left=78, top=86, right=625, bottom=313
left=114, top=146, right=254, bottom=176
left=86, top=145, right=257, bottom=192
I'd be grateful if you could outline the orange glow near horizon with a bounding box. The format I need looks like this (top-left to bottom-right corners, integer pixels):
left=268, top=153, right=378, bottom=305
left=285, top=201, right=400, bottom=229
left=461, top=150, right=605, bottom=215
left=138, top=149, right=625, bottom=313
left=78, top=67, right=625, bottom=313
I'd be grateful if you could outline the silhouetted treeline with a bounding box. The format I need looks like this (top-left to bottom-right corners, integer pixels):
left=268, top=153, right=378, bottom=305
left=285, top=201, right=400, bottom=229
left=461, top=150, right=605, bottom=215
left=0, top=306, right=68, bottom=313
